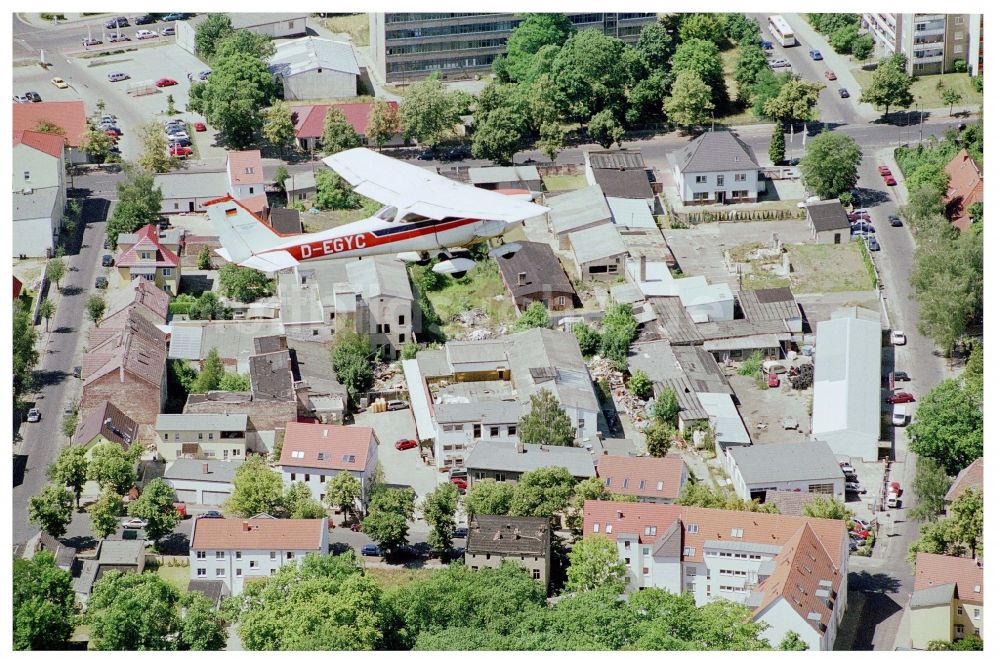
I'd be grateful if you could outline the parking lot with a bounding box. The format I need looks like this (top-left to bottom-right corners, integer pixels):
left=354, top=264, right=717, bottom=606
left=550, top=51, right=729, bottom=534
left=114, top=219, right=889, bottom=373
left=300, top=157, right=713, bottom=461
left=353, top=409, right=441, bottom=502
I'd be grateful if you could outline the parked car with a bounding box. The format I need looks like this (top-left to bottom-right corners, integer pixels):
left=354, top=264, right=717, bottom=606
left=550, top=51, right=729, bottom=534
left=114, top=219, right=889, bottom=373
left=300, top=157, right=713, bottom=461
left=105, top=16, right=129, bottom=28
left=50, top=77, right=68, bottom=89
left=169, top=145, right=193, bottom=157
left=163, top=12, right=187, bottom=21
left=442, top=146, right=470, bottom=161
left=193, top=121, right=207, bottom=131
left=852, top=517, right=871, bottom=530
left=416, top=148, right=437, bottom=160
left=891, top=371, right=910, bottom=382
left=394, top=438, right=418, bottom=451
left=453, top=526, right=469, bottom=538
left=105, top=129, right=121, bottom=139
left=849, top=540, right=858, bottom=552
left=851, top=528, right=871, bottom=540
left=888, top=214, right=903, bottom=227
left=886, top=495, right=902, bottom=509
left=886, top=392, right=916, bottom=404
left=161, top=26, right=176, bottom=36
left=360, top=544, right=383, bottom=557
left=878, top=165, right=892, bottom=176
left=26, top=408, right=41, bottom=422
left=107, top=72, right=130, bottom=82
left=386, top=399, right=409, bottom=411
left=839, top=461, right=856, bottom=475
left=199, top=510, right=224, bottom=519
left=26, top=91, right=41, bottom=102
left=81, top=37, right=103, bottom=47
left=883, top=174, right=897, bottom=186
left=12, top=94, right=29, bottom=104
left=851, top=221, right=874, bottom=233
left=165, top=120, right=186, bottom=129
left=847, top=210, right=870, bottom=222
left=845, top=481, right=866, bottom=494
left=450, top=478, right=468, bottom=490
left=824, top=70, right=837, bottom=80
left=838, top=88, right=850, bottom=98
left=102, top=254, right=114, bottom=267
left=766, top=373, right=780, bottom=388
left=155, top=78, right=178, bottom=87
left=135, top=29, right=158, bottom=40
left=768, top=58, right=791, bottom=68
left=122, top=518, right=148, bottom=529
left=95, top=277, right=108, bottom=289
left=868, top=237, right=881, bottom=252
left=134, top=14, right=157, bottom=25
left=761, top=40, right=773, bottom=50
left=888, top=481, right=902, bottom=496
left=169, top=137, right=192, bottom=147
left=350, top=522, right=362, bottom=532
left=809, top=49, right=823, bottom=60
left=890, top=330, right=907, bottom=346
left=109, top=34, right=131, bottom=43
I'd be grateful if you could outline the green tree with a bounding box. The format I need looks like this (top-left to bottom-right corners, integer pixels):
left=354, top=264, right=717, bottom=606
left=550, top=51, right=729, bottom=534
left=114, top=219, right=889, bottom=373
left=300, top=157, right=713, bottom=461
left=572, top=322, right=601, bottom=356
left=734, top=44, right=770, bottom=103
left=536, top=121, right=564, bottom=161
left=194, top=12, right=234, bottom=60
left=949, top=488, right=984, bottom=557
left=272, top=165, right=290, bottom=195
left=191, top=347, right=225, bottom=394
left=627, top=369, right=653, bottom=399
left=137, top=122, right=171, bottom=173
left=941, top=87, right=962, bottom=117
left=471, top=81, right=531, bottom=164
left=500, top=13, right=575, bottom=83
left=634, top=21, right=675, bottom=75
left=778, top=630, right=809, bottom=650
left=326, top=470, right=362, bottom=518
left=422, top=482, right=460, bottom=555
left=48, top=445, right=88, bottom=508
left=464, top=478, right=516, bottom=517
left=910, top=456, right=953, bottom=522
left=829, top=25, right=858, bottom=53
left=197, top=246, right=213, bottom=270
left=625, top=70, right=672, bottom=125
left=860, top=57, right=915, bottom=118
left=37, top=298, right=55, bottom=332
left=225, top=456, right=285, bottom=517
left=750, top=68, right=790, bottom=117
left=401, top=75, right=465, bottom=146
left=187, top=291, right=232, bottom=321
left=769, top=122, right=786, bottom=165
left=852, top=34, right=875, bottom=60
left=85, top=294, right=106, bottom=327
left=13, top=303, right=39, bottom=399
left=28, top=484, right=74, bottom=539
left=33, top=120, right=66, bottom=136
left=566, top=534, right=628, bottom=594
left=587, top=109, right=625, bottom=149
left=509, top=466, right=576, bottom=521
left=45, top=257, right=65, bottom=289
left=513, top=301, right=550, bottom=332
left=679, top=482, right=778, bottom=513
left=517, top=388, right=575, bottom=446
left=13, top=551, right=76, bottom=650
left=802, top=496, right=852, bottom=523
left=679, top=13, right=726, bottom=46
left=81, top=126, right=115, bottom=163
left=964, top=341, right=983, bottom=398
left=87, top=571, right=180, bottom=650
left=671, top=38, right=727, bottom=107
left=127, top=478, right=180, bottom=545
left=910, top=226, right=982, bottom=353
left=106, top=164, right=163, bottom=248
left=88, top=442, right=138, bottom=494
left=367, top=99, right=401, bottom=151
left=550, top=29, right=630, bottom=124
left=321, top=107, right=362, bottom=156
left=650, top=388, right=679, bottom=426
left=763, top=79, right=824, bottom=123
left=330, top=330, right=376, bottom=407
left=187, top=50, right=275, bottom=149
left=89, top=488, right=125, bottom=539
left=261, top=102, right=296, bottom=154
left=218, top=263, right=273, bottom=302
left=60, top=407, right=78, bottom=440
left=800, top=131, right=862, bottom=199
left=928, top=636, right=984, bottom=651
left=566, top=476, right=611, bottom=534
left=165, top=94, right=177, bottom=116
left=693, top=599, right=773, bottom=650
left=282, top=481, right=327, bottom=519
left=313, top=168, right=361, bottom=210
left=601, top=302, right=639, bottom=372
left=214, top=29, right=276, bottom=61
left=662, top=70, right=714, bottom=131
left=218, top=372, right=250, bottom=391
left=644, top=423, right=673, bottom=457
left=400, top=341, right=419, bottom=360
left=906, top=378, right=982, bottom=474
left=177, top=592, right=227, bottom=650
left=362, top=487, right=415, bottom=554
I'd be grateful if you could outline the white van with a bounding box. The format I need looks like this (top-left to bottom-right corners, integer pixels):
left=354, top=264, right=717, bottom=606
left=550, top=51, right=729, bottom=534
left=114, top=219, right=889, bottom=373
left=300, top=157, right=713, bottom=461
left=892, top=404, right=908, bottom=426
left=107, top=72, right=129, bottom=82
left=762, top=360, right=787, bottom=375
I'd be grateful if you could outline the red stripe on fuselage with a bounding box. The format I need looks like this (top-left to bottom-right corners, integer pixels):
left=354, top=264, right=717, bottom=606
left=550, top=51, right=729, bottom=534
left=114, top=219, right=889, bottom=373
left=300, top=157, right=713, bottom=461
left=277, top=217, right=480, bottom=262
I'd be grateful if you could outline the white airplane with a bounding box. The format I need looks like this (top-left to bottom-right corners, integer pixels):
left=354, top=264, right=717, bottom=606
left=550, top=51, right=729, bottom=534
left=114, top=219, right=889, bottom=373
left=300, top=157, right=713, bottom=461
left=206, top=147, right=548, bottom=277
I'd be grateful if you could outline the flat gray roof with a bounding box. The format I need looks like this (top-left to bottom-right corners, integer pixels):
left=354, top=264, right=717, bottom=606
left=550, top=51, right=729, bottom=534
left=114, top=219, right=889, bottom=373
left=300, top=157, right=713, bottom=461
left=468, top=165, right=540, bottom=184
left=729, top=441, right=843, bottom=484
left=546, top=185, right=611, bottom=235
left=465, top=441, right=595, bottom=478
left=569, top=223, right=627, bottom=264
left=154, top=171, right=227, bottom=200
left=434, top=400, right=522, bottom=425
left=156, top=413, right=248, bottom=431
left=13, top=186, right=59, bottom=220
left=163, top=459, right=241, bottom=484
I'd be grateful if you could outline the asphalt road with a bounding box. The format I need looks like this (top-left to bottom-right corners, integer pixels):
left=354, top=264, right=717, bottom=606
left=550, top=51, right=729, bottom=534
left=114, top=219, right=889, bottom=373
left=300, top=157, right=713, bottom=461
left=12, top=171, right=120, bottom=546
left=13, top=13, right=186, bottom=60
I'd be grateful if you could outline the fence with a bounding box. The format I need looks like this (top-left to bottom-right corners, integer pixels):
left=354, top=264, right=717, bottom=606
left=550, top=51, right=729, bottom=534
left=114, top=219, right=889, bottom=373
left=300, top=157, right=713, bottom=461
left=31, top=277, right=50, bottom=326
left=670, top=206, right=806, bottom=225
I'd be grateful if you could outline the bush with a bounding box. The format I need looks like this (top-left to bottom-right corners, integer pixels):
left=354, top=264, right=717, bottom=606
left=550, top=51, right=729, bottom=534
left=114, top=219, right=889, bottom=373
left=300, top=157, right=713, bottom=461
left=738, top=350, right=763, bottom=376
left=400, top=341, right=419, bottom=360
left=627, top=370, right=653, bottom=400
left=973, top=76, right=983, bottom=93
left=952, top=59, right=967, bottom=74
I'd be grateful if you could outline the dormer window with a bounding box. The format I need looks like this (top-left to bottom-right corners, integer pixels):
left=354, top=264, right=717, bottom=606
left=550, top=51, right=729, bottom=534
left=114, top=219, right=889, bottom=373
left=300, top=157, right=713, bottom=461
left=23, top=171, right=30, bottom=180
left=244, top=167, right=254, bottom=175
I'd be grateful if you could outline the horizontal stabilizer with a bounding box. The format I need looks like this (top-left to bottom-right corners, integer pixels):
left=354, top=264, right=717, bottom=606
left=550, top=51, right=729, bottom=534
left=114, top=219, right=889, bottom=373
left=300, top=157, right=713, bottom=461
left=239, top=251, right=299, bottom=273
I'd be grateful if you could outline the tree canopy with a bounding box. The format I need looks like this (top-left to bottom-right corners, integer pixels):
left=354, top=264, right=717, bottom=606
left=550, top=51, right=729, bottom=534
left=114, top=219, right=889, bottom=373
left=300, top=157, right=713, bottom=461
left=566, top=534, right=628, bottom=594
left=906, top=377, right=982, bottom=474
left=13, top=551, right=77, bottom=650
left=800, top=131, right=862, bottom=199
left=362, top=487, right=415, bottom=554
left=106, top=164, right=162, bottom=248
left=188, top=49, right=275, bottom=149
left=330, top=330, right=376, bottom=407
left=225, top=456, right=284, bottom=518
left=860, top=56, right=914, bottom=117
left=517, top=388, right=575, bottom=446
left=401, top=75, right=467, bottom=146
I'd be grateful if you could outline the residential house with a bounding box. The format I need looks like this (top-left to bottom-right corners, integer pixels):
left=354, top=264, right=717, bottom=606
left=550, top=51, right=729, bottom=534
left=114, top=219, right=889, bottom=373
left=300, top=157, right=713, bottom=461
left=115, top=224, right=181, bottom=294
left=466, top=441, right=596, bottom=484
left=12, top=100, right=89, bottom=164
left=178, top=13, right=307, bottom=54
left=21, top=532, right=77, bottom=573
left=268, top=207, right=304, bottom=234
left=249, top=346, right=299, bottom=403
left=944, top=457, right=983, bottom=515
left=163, top=459, right=241, bottom=505
left=283, top=169, right=318, bottom=204
left=81, top=311, right=168, bottom=439
left=288, top=101, right=404, bottom=152
left=184, top=390, right=298, bottom=439
left=189, top=515, right=327, bottom=596
left=155, top=171, right=230, bottom=214
left=12, top=130, right=66, bottom=257
left=72, top=540, right=146, bottom=605
left=101, top=277, right=170, bottom=329
left=155, top=413, right=249, bottom=462
left=861, top=13, right=974, bottom=76
left=496, top=240, right=576, bottom=312
left=268, top=36, right=360, bottom=101
left=909, top=553, right=983, bottom=648
left=726, top=441, right=846, bottom=502
left=277, top=423, right=379, bottom=507
left=465, top=515, right=551, bottom=589
left=596, top=454, right=689, bottom=503
left=584, top=500, right=849, bottom=651
left=168, top=321, right=288, bottom=374
left=467, top=166, right=542, bottom=192
left=569, top=223, right=628, bottom=281
left=942, top=149, right=983, bottom=231
left=72, top=400, right=138, bottom=451
left=811, top=307, right=882, bottom=461
left=671, top=130, right=762, bottom=205
left=545, top=185, right=612, bottom=250
left=433, top=401, right=522, bottom=468
left=806, top=201, right=851, bottom=244
left=345, top=256, right=417, bottom=359
left=626, top=256, right=734, bottom=322
left=585, top=150, right=656, bottom=209
left=226, top=150, right=268, bottom=216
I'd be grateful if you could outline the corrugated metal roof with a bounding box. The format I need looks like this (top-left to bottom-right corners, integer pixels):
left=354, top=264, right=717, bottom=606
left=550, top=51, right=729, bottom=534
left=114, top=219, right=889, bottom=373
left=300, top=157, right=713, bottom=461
left=729, top=441, right=843, bottom=484
left=168, top=325, right=204, bottom=360
left=569, top=223, right=627, bottom=264
left=696, top=392, right=751, bottom=445
left=155, top=413, right=248, bottom=431
left=465, top=441, right=596, bottom=478
left=546, top=185, right=611, bottom=235
left=268, top=37, right=360, bottom=77
left=468, top=165, right=540, bottom=184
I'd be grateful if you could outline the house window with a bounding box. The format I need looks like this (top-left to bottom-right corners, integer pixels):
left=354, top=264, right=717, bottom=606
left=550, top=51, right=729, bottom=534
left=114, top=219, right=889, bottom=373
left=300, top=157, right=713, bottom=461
left=485, top=554, right=490, bottom=560
left=215, top=551, right=224, bottom=559
left=532, top=570, right=541, bottom=580
left=695, top=175, right=707, bottom=184
left=270, top=569, right=276, bottom=574
left=973, top=608, right=981, bottom=619
left=291, top=473, right=296, bottom=481
left=593, top=522, right=600, bottom=533
left=731, top=190, right=749, bottom=198
left=638, top=479, right=646, bottom=490
left=236, top=551, right=242, bottom=559
left=643, top=567, right=650, bottom=575
left=622, top=478, right=629, bottom=489
left=642, top=548, right=650, bottom=555
left=320, top=475, right=325, bottom=483
left=955, top=624, right=965, bottom=637
left=683, top=546, right=696, bottom=557
left=624, top=557, right=631, bottom=565
left=163, top=268, right=172, bottom=276
left=198, top=433, right=203, bottom=440
left=236, top=569, right=242, bottom=576
left=473, top=424, right=482, bottom=438
left=244, top=167, right=254, bottom=175
left=399, top=314, right=405, bottom=325
left=305, top=474, right=310, bottom=482
left=644, top=526, right=656, bottom=536
left=507, top=425, right=516, bottom=436
left=692, top=192, right=710, bottom=201
left=175, top=433, right=180, bottom=440
left=494, top=473, right=505, bottom=482
left=208, top=432, right=213, bottom=440
left=731, top=528, right=744, bottom=538
left=287, top=552, right=293, bottom=559
left=955, top=31, right=964, bottom=40
left=624, top=540, right=631, bottom=550
left=735, top=173, right=747, bottom=182
left=23, top=171, right=30, bottom=180
left=605, top=523, right=613, bottom=534
left=250, top=560, right=258, bottom=569
left=399, top=333, right=405, bottom=343
left=270, top=552, right=277, bottom=560
left=954, top=44, right=964, bottom=54
left=716, top=175, right=724, bottom=186
left=249, top=187, right=255, bottom=194
left=686, top=566, right=697, bottom=576
left=471, top=566, right=478, bottom=572
left=288, top=20, right=294, bottom=28
left=656, top=481, right=663, bottom=491
left=577, top=418, right=585, bottom=430
left=216, top=568, right=225, bottom=577
left=197, top=568, right=207, bottom=577
left=955, top=16, right=964, bottom=24
left=809, top=483, right=834, bottom=494
left=688, top=525, right=698, bottom=534
left=490, top=426, right=499, bottom=437
left=233, top=449, right=240, bottom=457
left=605, top=477, right=612, bottom=487
left=196, top=551, right=206, bottom=559
left=686, top=582, right=695, bottom=591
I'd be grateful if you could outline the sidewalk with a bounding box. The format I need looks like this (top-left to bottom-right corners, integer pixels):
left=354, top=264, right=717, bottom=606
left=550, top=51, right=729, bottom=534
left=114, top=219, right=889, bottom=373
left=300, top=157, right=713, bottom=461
left=18, top=13, right=113, bottom=28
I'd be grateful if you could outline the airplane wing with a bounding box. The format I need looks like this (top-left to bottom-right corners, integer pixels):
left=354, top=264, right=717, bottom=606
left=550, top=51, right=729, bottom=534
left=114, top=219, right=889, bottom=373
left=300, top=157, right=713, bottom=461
left=323, top=148, right=548, bottom=223
left=239, top=251, right=300, bottom=273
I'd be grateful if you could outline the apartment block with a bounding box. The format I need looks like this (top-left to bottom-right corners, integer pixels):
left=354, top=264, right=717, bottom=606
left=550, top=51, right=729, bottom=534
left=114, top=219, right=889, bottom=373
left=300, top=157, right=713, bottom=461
left=861, top=13, right=974, bottom=75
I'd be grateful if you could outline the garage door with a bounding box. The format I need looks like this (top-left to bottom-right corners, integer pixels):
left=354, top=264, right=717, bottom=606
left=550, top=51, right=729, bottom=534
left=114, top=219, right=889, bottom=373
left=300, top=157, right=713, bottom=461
left=202, top=490, right=231, bottom=505
left=174, top=489, right=197, bottom=504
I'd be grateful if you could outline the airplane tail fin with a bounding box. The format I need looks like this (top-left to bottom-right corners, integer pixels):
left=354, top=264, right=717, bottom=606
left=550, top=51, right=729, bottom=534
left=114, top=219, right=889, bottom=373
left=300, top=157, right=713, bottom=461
left=205, top=197, right=282, bottom=264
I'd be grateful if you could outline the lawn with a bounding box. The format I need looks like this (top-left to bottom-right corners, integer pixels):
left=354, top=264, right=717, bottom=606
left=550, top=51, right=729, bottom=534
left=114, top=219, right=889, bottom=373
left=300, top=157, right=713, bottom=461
left=323, top=13, right=369, bottom=46
left=422, top=260, right=517, bottom=336
left=850, top=69, right=982, bottom=111
left=715, top=47, right=760, bottom=126
left=542, top=174, right=587, bottom=192
left=302, top=207, right=372, bottom=233
left=150, top=559, right=191, bottom=593
left=787, top=242, right=871, bottom=293
left=364, top=566, right=434, bottom=590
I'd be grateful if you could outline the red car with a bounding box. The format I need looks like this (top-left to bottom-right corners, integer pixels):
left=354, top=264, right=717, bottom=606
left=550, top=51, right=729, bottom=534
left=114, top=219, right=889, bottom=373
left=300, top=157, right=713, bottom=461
left=350, top=523, right=362, bottom=532
left=888, top=481, right=902, bottom=496
left=105, top=128, right=121, bottom=138
left=886, top=392, right=915, bottom=404
left=450, top=478, right=468, bottom=490
left=193, top=121, right=207, bottom=131
left=824, top=70, right=837, bottom=81
left=394, top=438, right=418, bottom=451
left=883, top=174, right=897, bottom=186
left=169, top=145, right=193, bottom=157
left=155, top=78, right=178, bottom=87
left=847, top=211, right=871, bottom=222
left=852, top=529, right=870, bottom=539
left=878, top=165, right=892, bottom=176
left=766, top=373, right=780, bottom=388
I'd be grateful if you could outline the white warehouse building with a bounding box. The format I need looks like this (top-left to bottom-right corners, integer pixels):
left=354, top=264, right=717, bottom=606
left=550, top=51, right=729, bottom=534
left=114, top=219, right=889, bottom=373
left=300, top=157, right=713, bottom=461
left=726, top=441, right=846, bottom=502
left=268, top=37, right=360, bottom=101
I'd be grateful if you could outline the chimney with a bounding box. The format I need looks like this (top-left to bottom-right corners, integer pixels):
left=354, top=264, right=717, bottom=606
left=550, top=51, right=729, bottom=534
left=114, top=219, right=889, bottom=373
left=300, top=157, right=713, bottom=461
left=242, top=521, right=250, bottom=532
left=515, top=441, right=525, bottom=454
left=517, top=272, right=527, bottom=286
left=639, top=255, right=647, bottom=282
left=202, top=462, right=210, bottom=475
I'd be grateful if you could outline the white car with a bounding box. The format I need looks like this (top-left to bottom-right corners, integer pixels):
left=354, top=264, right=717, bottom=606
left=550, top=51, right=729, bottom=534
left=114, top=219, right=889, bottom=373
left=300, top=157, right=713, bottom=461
left=890, top=330, right=907, bottom=345
left=121, top=517, right=148, bottom=529
left=135, top=29, right=157, bottom=40
left=839, top=461, right=856, bottom=476
left=26, top=408, right=41, bottom=422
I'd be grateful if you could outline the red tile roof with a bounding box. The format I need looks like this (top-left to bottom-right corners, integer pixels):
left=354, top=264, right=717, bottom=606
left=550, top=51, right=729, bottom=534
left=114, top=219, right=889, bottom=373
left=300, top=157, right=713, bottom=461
left=14, top=276, right=23, bottom=300
left=72, top=400, right=138, bottom=449
left=83, top=310, right=167, bottom=388
left=14, top=129, right=66, bottom=158
left=942, top=149, right=983, bottom=232
left=290, top=101, right=399, bottom=140
left=278, top=422, right=376, bottom=472
left=945, top=457, right=983, bottom=503
left=596, top=454, right=687, bottom=500
left=104, top=277, right=170, bottom=324
left=191, top=516, right=325, bottom=550
left=914, top=553, right=983, bottom=604
left=12, top=101, right=87, bottom=146
left=227, top=150, right=264, bottom=185
left=116, top=225, right=180, bottom=268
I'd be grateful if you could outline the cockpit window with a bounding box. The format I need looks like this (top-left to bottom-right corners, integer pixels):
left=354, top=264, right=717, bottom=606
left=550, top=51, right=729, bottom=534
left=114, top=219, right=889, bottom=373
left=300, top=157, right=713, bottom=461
left=376, top=206, right=397, bottom=221
left=400, top=212, right=430, bottom=223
